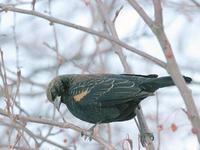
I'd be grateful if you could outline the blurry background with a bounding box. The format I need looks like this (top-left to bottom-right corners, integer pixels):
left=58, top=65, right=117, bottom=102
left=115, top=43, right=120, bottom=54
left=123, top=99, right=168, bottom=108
left=0, top=0, right=200, bottom=149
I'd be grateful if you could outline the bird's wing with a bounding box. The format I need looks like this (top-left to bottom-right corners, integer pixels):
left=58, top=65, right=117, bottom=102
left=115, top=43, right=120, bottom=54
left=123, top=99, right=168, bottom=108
left=121, top=74, right=158, bottom=78
left=68, top=77, right=150, bottom=106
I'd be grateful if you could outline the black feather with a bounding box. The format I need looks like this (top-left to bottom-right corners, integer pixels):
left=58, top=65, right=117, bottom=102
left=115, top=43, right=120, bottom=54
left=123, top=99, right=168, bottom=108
left=140, top=76, right=192, bottom=92
left=46, top=74, right=192, bottom=124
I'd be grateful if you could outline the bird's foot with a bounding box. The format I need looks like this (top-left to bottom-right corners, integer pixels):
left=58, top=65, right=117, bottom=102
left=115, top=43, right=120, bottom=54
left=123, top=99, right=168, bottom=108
left=81, top=124, right=97, bottom=141
left=140, top=132, right=154, bottom=147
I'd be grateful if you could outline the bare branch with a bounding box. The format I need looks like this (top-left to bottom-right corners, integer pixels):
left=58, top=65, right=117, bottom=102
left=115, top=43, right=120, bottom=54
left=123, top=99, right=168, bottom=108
left=0, top=108, right=115, bottom=150
left=190, top=0, right=200, bottom=7
left=96, top=0, right=131, bottom=72
left=128, top=0, right=200, bottom=144
left=127, top=0, right=154, bottom=28
left=0, top=4, right=166, bottom=68
left=152, top=0, right=163, bottom=26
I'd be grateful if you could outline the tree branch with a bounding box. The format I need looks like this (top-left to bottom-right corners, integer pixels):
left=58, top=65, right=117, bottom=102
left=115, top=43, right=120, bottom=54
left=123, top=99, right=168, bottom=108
left=127, top=0, right=154, bottom=28
left=0, top=3, right=166, bottom=69
left=0, top=108, right=115, bottom=150
left=127, top=0, right=200, bottom=144
left=96, top=0, right=131, bottom=73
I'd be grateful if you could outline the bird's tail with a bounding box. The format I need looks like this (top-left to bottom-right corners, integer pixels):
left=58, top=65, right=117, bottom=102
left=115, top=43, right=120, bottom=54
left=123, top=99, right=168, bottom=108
left=140, top=76, right=192, bottom=92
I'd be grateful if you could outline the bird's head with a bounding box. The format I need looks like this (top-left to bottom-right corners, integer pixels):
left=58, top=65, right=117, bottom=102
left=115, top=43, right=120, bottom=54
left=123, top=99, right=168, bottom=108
left=46, top=76, right=69, bottom=110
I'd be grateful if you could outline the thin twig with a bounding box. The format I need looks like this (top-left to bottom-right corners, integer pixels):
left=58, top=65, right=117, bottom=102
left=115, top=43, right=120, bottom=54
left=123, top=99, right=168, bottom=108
left=0, top=4, right=166, bottom=68
left=155, top=93, right=160, bottom=150
left=112, top=5, right=123, bottom=23
left=0, top=108, right=115, bottom=150
left=1, top=121, right=69, bottom=150
left=127, top=0, right=200, bottom=144
left=0, top=50, right=11, bottom=114
left=32, top=0, right=36, bottom=10
left=190, top=0, right=200, bottom=7
left=48, top=0, right=61, bottom=75
left=135, top=106, right=155, bottom=150
left=153, top=0, right=163, bottom=26
left=127, top=0, right=154, bottom=28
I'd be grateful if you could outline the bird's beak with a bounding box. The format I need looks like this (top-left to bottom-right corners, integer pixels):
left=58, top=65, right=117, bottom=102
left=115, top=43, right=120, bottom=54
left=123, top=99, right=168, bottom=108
left=53, top=96, right=61, bottom=110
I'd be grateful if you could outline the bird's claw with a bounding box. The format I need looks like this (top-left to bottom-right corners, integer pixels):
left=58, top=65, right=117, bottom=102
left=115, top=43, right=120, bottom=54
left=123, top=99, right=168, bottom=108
left=81, top=125, right=96, bottom=141
left=140, top=132, right=154, bottom=147
left=81, top=131, right=92, bottom=141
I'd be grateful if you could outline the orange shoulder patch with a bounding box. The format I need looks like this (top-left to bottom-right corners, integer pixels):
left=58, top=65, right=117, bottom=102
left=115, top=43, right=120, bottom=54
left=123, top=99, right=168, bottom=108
left=73, top=90, right=89, bottom=102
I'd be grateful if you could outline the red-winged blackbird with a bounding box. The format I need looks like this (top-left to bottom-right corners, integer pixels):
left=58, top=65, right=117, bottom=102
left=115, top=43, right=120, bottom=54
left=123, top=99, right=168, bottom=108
left=46, top=74, right=192, bottom=124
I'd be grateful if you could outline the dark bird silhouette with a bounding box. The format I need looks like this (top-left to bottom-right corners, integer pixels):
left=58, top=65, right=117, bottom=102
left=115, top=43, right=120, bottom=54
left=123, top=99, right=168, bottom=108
left=46, top=74, right=192, bottom=124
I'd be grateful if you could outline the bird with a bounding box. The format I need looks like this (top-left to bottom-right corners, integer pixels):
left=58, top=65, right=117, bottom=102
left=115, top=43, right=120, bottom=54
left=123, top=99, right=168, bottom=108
left=46, top=74, right=192, bottom=125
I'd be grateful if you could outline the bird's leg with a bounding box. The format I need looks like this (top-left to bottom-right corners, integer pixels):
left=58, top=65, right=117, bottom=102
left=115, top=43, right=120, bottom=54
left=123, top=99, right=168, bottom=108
left=135, top=105, right=154, bottom=147
left=81, top=123, right=99, bottom=141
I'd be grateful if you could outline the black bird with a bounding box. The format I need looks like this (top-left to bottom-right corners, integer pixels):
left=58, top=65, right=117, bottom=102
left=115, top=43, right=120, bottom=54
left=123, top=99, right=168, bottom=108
left=46, top=74, right=192, bottom=124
